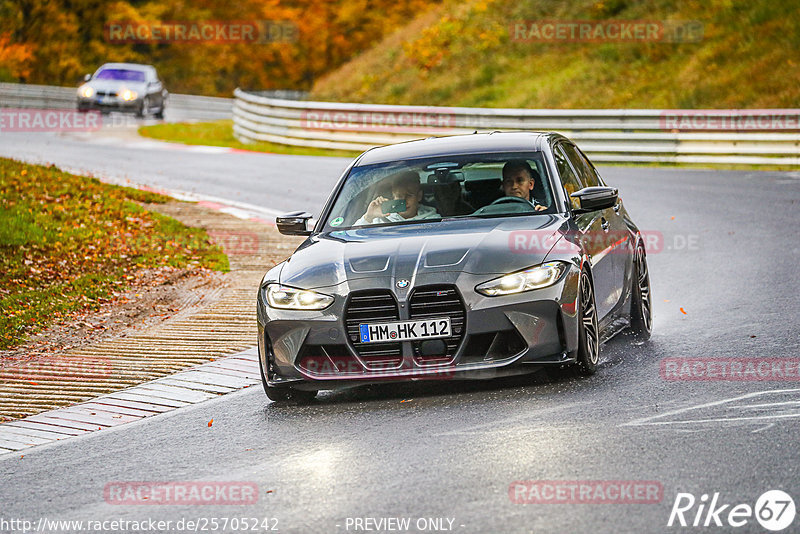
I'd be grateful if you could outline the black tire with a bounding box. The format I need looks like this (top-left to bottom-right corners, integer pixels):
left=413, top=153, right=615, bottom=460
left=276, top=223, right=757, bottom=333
left=574, top=269, right=600, bottom=375
left=629, top=244, right=652, bottom=341
left=136, top=97, right=149, bottom=118
left=258, top=348, right=317, bottom=403
left=154, top=106, right=164, bottom=119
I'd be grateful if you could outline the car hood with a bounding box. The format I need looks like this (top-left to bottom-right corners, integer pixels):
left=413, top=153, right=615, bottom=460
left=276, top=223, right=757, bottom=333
left=279, top=215, right=569, bottom=289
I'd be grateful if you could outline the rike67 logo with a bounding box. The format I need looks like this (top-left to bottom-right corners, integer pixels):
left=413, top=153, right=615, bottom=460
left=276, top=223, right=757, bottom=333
left=668, top=490, right=796, bottom=531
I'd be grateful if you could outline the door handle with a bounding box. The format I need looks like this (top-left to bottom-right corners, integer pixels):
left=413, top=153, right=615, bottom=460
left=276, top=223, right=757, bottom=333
left=601, top=218, right=610, bottom=231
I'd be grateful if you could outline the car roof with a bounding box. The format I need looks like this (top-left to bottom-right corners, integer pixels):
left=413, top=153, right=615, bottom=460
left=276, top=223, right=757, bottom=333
left=97, top=63, right=153, bottom=71
left=355, top=132, right=564, bottom=166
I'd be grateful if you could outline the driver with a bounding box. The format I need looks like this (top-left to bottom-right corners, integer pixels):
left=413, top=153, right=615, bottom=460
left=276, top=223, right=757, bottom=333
left=501, top=160, right=548, bottom=211
left=355, top=171, right=440, bottom=225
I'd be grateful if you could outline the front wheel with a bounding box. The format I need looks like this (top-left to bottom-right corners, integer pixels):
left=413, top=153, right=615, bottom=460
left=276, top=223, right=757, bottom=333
left=136, top=97, right=150, bottom=118
left=629, top=245, right=652, bottom=341
left=259, top=352, right=317, bottom=403
left=574, top=269, right=600, bottom=375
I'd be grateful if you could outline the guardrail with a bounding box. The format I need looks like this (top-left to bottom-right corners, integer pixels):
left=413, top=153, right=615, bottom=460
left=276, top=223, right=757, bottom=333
left=233, top=88, right=800, bottom=166
left=0, top=82, right=232, bottom=121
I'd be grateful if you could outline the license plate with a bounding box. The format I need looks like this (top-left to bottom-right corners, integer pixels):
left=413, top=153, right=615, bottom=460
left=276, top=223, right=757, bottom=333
left=99, top=97, right=116, bottom=104
left=359, top=318, right=451, bottom=343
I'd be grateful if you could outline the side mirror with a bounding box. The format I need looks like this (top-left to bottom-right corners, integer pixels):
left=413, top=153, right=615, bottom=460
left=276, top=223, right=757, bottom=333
left=83, top=73, right=92, bottom=82
left=276, top=211, right=313, bottom=236
left=570, top=186, right=618, bottom=214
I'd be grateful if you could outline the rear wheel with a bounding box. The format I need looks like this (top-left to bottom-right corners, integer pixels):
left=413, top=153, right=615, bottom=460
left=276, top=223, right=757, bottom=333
left=629, top=245, right=652, bottom=341
left=574, top=269, right=600, bottom=375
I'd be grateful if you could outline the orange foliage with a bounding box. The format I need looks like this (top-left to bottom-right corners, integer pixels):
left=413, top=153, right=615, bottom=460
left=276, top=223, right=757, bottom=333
left=0, top=0, right=441, bottom=94
left=0, top=33, right=34, bottom=80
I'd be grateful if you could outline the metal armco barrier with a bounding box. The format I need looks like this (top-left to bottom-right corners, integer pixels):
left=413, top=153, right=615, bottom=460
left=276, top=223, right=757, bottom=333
left=0, top=82, right=232, bottom=121
left=233, top=88, right=800, bottom=166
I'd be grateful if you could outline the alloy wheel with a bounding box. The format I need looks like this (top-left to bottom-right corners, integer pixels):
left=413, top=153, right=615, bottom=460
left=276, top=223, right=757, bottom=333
left=580, top=271, right=599, bottom=365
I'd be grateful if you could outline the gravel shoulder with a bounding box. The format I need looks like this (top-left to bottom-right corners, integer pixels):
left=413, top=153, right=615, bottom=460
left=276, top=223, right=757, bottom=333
left=0, top=201, right=301, bottom=421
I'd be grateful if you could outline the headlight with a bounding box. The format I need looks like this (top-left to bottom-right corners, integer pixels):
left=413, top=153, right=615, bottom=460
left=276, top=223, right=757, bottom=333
left=119, top=89, right=137, bottom=101
left=264, top=284, right=334, bottom=310
left=78, top=85, right=94, bottom=98
left=475, top=261, right=568, bottom=296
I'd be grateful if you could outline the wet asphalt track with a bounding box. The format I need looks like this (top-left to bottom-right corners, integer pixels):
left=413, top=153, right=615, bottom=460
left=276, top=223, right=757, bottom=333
left=1, top=128, right=799, bottom=533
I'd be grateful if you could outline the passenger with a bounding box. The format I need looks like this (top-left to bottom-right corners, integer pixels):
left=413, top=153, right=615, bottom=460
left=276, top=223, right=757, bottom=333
left=355, top=171, right=440, bottom=225
left=501, top=159, right=548, bottom=211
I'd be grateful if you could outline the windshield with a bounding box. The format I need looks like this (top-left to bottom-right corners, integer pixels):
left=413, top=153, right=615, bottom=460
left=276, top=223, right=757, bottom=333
left=94, top=68, right=146, bottom=82
left=324, top=151, right=555, bottom=230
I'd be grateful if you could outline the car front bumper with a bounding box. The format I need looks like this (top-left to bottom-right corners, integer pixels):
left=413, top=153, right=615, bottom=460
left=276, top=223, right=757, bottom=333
left=257, top=266, right=582, bottom=390
left=77, top=96, right=141, bottom=112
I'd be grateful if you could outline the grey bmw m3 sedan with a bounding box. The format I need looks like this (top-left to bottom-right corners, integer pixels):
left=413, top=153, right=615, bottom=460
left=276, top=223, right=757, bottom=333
left=257, top=132, right=652, bottom=401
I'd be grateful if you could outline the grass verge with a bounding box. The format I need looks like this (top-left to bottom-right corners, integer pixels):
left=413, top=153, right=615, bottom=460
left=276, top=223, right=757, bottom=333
left=0, top=158, right=229, bottom=351
left=138, top=120, right=361, bottom=158
left=311, top=0, right=800, bottom=109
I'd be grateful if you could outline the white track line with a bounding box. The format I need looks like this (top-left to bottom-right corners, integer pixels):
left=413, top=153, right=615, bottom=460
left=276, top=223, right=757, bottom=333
left=621, top=388, right=800, bottom=427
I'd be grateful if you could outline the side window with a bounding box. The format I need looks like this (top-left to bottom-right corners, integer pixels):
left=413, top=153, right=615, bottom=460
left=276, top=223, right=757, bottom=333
left=562, top=143, right=601, bottom=187
left=554, top=145, right=583, bottom=210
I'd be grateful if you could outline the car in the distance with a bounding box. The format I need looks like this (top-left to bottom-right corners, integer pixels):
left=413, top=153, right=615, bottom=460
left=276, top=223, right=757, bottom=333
left=257, top=132, right=652, bottom=401
left=77, top=62, right=167, bottom=118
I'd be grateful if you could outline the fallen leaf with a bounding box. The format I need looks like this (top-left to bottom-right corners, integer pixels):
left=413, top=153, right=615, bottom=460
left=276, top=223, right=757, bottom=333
left=670, top=216, right=675, bottom=220
left=680, top=307, right=687, bottom=315
left=750, top=335, right=757, bottom=338
left=265, top=490, right=274, bottom=494
left=400, top=399, right=413, bottom=403
left=208, top=419, right=213, bottom=427
left=20, top=455, right=24, bottom=459
left=28, top=381, right=38, bottom=386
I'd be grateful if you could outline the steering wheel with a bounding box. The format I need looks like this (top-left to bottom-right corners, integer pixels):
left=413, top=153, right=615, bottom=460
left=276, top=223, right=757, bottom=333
left=489, top=196, right=534, bottom=207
